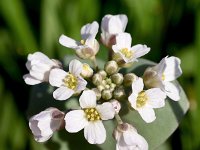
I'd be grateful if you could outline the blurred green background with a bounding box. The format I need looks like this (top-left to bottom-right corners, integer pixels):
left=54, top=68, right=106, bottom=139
left=0, top=0, right=200, bottom=149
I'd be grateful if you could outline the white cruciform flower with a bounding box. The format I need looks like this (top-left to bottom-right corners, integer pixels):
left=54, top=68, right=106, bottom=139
left=128, top=77, right=166, bottom=123
left=112, top=33, right=150, bottom=63
left=64, top=90, right=115, bottom=144
left=23, top=52, right=61, bottom=85
left=49, top=59, right=87, bottom=100
left=29, top=107, right=65, bottom=142
left=143, top=56, right=182, bottom=101
left=59, top=21, right=99, bottom=59
left=113, top=123, right=148, bottom=150
left=101, top=14, right=128, bottom=47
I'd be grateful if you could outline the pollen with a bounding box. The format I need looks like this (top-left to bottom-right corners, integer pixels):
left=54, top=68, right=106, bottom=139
left=83, top=64, right=89, bottom=71
left=63, top=73, right=78, bottom=90
left=84, top=108, right=101, bottom=121
left=120, top=48, right=133, bottom=59
left=136, top=91, right=148, bottom=108
left=162, top=74, right=165, bottom=81
left=80, top=39, right=85, bottom=45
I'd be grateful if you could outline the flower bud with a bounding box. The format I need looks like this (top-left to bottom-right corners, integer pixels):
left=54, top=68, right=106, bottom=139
left=81, top=63, right=93, bottom=78
left=113, top=86, right=125, bottom=100
left=102, top=89, right=112, bottom=100
left=110, top=99, right=121, bottom=114
left=92, top=88, right=101, bottom=100
left=111, top=73, right=123, bottom=85
left=92, top=73, right=102, bottom=86
left=123, top=73, right=138, bottom=87
left=97, top=85, right=105, bottom=92
left=143, top=67, right=160, bottom=88
left=104, top=60, right=118, bottom=75
left=98, top=70, right=107, bottom=79
left=110, top=83, right=116, bottom=92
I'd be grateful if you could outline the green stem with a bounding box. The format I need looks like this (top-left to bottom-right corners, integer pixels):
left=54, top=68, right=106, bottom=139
left=115, top=114, right=123, bottom=124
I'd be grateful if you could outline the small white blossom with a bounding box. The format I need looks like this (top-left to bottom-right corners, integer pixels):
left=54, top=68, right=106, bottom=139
left=29, top=108, right=65, bottom=142
left=110, top=99, right=121, bottom=114
left=23, top=52, right=61, bottom=85
left=112, top=33, right=150, bottom=63
left=81, top=63, right=93, bottom=78
left=64, top=90, right=115, bottom=144
left=113, top=123, right=148, bottom=150
left=59, top=21, right=99, bottom=59
left=101, top=14, right=128, bottom=47
left=128, top=77, right=166, bottom=123
left=143, top=56, right=182, bottom=101
left=49, top=59, right=87, bottom=100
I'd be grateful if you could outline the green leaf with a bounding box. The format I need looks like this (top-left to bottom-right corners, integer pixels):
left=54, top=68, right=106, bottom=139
left=28, top=58, right=189, bottom=150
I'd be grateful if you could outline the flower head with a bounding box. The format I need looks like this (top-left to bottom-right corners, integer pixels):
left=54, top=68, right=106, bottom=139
left=59, top=21, right=99, bottom=59
left=101, top=14, right=128, bottom=47
left=143, top=56, right=182, bottom=101
left=113, top=123, right=148, bottom=150
left=128, top=77, right=166, bottom=123
left=29, top=108, right=65, bottom=142
left=49, top=59, right=87, bottom=100
left=112, top=33, right=150, bottom=63
left=23, top=52, right=61, bottom=85
left=64, top=90, right=115, bottom=144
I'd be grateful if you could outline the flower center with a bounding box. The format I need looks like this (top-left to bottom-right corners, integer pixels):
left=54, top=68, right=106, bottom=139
left=63, top=73, right=78, bottom=90
left=136, top=91, right=148, bottom=108
left=80, top=39, right=85, bottom=45
left=120, top=48, right=133, bottom=59
left=84, top=108, right=101, bottom=121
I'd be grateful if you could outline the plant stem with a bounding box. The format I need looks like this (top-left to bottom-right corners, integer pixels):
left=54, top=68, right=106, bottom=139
left=115, top=114, right=123, bottom=124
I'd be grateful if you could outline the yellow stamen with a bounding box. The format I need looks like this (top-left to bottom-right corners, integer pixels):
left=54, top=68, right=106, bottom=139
left=63, top=73, right=78, bottom=90
left=120, top=48, right=133, bottom=59
left=83, top=64, right=89, bottom=71
left=84, top=108, right=101, bottom=121
left=136, top=91, right=148, bottom=108
left=80, top=39, right=85, bottom=45
left=162, top=74, right=165, bottom=81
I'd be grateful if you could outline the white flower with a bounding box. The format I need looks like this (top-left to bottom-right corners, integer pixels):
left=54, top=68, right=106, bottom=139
left=112, top=33, right=150, bottom=63
left=59, top=21, right=99, bottom=59
left=110, top=99, right=121, bottom=114
left=64, top=90, right=115, bottom=144
left=49, top=59, right=87, bottom=100
left=128, top=77, right=166, bottom=123
left=101, top=14, right=128, bottom=47
left=81, top=63, right=93, bottom=78
left=29, top=107, right=65, bottom=142
left=23, top=52, right=61, bottom=85
left=143, top=56, right=182, bottom=101
left=113, top=123, right=148, bottom=150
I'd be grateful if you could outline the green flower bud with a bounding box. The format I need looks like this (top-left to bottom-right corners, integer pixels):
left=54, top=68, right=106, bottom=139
left=92, top=73, right=102, bottom=86
left=102, top=89, right=112, bottom=100
left=111, top=73, right=124, bottom=85
left=110, top=83, right=116, bottom=92
left=92, top=88, right=101, bottom=100
left=123, top=73, right=137, bottom=87
left=113, top=86, right=125, bottom=100
left=97, top=85, right=105, bottom=92
left=98, top=70, right=107, bottom=79
left=104, top=60, right=118, bottom=75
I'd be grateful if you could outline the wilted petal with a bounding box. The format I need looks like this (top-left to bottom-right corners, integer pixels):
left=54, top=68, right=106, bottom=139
left=96, top=102, right=115, bottom=120
left=53, top=86, right=74, bottom=100
left=138, top=107, right=156, bottom=123
left=84, top=121, right=106, bottom=144
left=79, top=90, right=96, bottom=108
left=65, top=110, right=88, bottom=133
left=164, top=82, right=180, bottom=101
left=49, top=68, right=67, bottom=87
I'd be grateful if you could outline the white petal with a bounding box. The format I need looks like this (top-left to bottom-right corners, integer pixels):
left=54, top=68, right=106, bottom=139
left=131, top=44, right=150, bottom=59
left=101, top=14, right=112, bottom=32
left=29, top=70, right=45, bottom=81
left=28, top=52, right=51, bottom=63
left=163, top=56, right=182, bottom=81
left=131, top=77, right=144, bottom=94
left=108, top=15, right=127, bottom=34
left=69, top=59, right=83, bottom=76
left=79, top=90, right=96, bottom=108
left=96, top=102, right=115, bottom=120
left=128, top=93, right=138, bottom=109
left=81, top=21, right=99, bottom=40
left=53, top=86, right=74, bottom=100
left=112, top=33, right=132, bottom=52
left=164, top=82, right=180, bottom=101
left=76, top=77, right=87, bottom=92
left=153, top=56, right=167, bottom=77
left=145, top=88, right=166, bottom=108
left=84, top=121, right=106, bottom=144
left=138, top=107, right=156, bottom=123
left=23, top=74, right=42, bottom=85
left=118, top=14, right=128, bottom=32
left=59, top=34, right=79, bottom=49
left=64, top=110, right=88, bottom=133
left=49, top=68, right=67, bottom=87
left=34, top=135, right=52, bottom=142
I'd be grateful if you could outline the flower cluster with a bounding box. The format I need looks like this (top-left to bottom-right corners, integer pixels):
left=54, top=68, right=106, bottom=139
left=24, top=14, right=182, bottom=150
